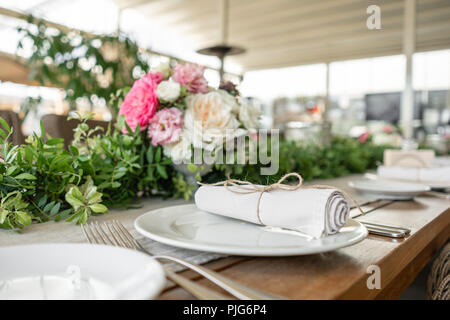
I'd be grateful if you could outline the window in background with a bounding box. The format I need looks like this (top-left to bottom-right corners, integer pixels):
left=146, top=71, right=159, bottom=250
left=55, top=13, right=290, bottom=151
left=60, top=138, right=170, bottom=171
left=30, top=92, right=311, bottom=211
left=240, top=64, right=327, bottom=129
left=328, top=55, right=405, bottom=135
left=329, top=55, right=405, bottom=105
left=240, top=64, right=326, bottom=100
left=413, top=49, right=450, bottom=136
left=413, top=49, right=450, bottom=91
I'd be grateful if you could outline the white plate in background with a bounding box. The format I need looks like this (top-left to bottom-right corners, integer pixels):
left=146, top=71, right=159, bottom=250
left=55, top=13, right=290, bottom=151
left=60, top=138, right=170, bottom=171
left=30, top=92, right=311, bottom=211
left=364, top=173, right=450, bottom=191
left=349, top=179, right=430, bottom=200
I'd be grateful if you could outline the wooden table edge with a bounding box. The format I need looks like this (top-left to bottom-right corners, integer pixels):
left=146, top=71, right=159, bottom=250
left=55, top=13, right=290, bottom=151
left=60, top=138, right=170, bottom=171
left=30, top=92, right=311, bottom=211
left=337, top=207, right=450, bottom=299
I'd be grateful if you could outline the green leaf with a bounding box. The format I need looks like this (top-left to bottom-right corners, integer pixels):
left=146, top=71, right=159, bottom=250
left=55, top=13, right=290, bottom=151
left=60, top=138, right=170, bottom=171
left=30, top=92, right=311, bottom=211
left=112, top=167, right=127, bottom=180
left=155, top=147, right=161, bottom=163
left=146, top=146, right=154, bottom=163
left=156, top=165, right=168, bottom=179
left=89, top=203, right=107, bottom=213
left=24, top=147, right=34, bottom=163
left=69, top=145, right=79, bottom=156
left=57, top=209, right=72, bottom=220
left=65, top=187, right=84, bottom=208
left=46, top=138, right=64, bottom=145
left=66, top=208, right=83, bottom=223
left=6, top=166, right=18, bottom=176
left=43, top=201, right=55, bottom=213
left=15, top=211, right=32, bottom=226
left=87, top=191, right=102, bottom=204
left=79, top=209, right=89, bottom=224
left=49, top=202, right=61, bottom=216
left=0, top=209, right=8, bottom=224
left=15, top=173, right=37, bottom=180
left=38, top=195, right=48, bottom=207
left=71, top=186, right=84, bottom=201
left=187, top=163, right=198, bottom=173
left=110, top=181, right=121, bottom=188
left=0, top=117, right=11, bottom=133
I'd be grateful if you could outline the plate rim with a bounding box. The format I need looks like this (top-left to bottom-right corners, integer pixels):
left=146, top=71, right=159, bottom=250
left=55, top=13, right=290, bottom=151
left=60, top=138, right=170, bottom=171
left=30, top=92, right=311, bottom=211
left=348, top=180, right=431, bottom=194
left=134, top=204, right=368, bottom=257
left=364, top=173, right=450, bottom=189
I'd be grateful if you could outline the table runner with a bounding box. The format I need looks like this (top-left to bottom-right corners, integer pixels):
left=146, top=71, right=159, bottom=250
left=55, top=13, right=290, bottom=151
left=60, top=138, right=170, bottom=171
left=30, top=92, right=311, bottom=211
left=0, top=174, right=371, bottom=272
left=0, top=197, right=224, bottom=272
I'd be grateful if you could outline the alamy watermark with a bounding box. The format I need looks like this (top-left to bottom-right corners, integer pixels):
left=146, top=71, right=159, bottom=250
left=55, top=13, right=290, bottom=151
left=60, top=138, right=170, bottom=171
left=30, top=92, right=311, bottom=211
left=367, top=5, right=382, bottom=30
left=172, top=125, right=280, bottom=176
left=366, top=265, right=381, bottom=290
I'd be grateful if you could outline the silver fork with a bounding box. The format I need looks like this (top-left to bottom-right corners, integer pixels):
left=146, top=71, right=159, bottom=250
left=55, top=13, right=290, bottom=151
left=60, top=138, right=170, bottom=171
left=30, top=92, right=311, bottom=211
left=82, top=220, right=283, bottom=300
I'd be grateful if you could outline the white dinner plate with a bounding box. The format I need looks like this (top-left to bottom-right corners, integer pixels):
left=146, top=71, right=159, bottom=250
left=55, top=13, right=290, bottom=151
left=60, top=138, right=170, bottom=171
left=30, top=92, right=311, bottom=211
left=364, top=173, right=450, bottom=191
left=134, top=204, right=367, bottom=256
left=349, top=179, right=431, bottom=200
left=0, top=243, right=165, bottom=300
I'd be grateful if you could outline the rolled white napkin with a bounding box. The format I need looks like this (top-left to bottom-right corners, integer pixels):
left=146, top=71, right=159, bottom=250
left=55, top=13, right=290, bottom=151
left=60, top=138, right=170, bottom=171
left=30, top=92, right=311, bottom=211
left=377, top=165, right=450, bottom=184
left=195, top=185, right=350, bottom=238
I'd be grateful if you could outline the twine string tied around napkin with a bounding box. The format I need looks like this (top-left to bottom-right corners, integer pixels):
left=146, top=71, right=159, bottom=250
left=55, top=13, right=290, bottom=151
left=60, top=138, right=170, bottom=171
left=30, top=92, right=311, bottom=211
left=198, top=172, right=365, bottom=225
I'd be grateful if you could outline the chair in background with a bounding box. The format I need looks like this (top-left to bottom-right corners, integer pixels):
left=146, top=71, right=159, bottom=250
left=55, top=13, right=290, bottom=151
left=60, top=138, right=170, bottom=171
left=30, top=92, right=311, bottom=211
left=0, top=110, right=25, bottom=145
left=41, top=114, right=110, bottom=148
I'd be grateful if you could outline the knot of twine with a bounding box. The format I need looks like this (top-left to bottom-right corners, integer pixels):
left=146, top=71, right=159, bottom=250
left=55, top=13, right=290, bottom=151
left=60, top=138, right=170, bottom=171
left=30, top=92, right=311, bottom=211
left=198, top=172, right=365, bottom=225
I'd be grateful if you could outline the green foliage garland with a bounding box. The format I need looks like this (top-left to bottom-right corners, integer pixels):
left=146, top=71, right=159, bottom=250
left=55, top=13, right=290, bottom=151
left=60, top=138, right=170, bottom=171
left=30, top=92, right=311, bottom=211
left=0, top=112, right=388, bottom=231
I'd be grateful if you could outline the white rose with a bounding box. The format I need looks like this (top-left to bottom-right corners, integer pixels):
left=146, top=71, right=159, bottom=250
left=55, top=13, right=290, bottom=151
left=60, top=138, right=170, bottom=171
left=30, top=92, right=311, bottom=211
left=239, top=102, right=261, bottom=129
left=184, top=90, right=245, bottom=152
left=151, top=61, right=171, bottom=79
left=163, top=132, right=192, bottom=164
left=156, top=81, right=181, bottom=103
left=217, top=89, right=239, bottom=113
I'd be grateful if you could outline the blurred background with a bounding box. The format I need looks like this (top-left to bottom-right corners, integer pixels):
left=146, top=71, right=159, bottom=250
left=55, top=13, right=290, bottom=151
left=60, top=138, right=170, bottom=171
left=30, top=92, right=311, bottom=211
left=0, top=0, right=449, bottom=153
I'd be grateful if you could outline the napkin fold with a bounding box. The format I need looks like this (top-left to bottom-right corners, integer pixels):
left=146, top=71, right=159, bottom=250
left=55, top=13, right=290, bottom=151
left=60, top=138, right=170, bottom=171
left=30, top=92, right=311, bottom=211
left=195, top=185, right=350, bottom=238
left=377, top=165, right=450, bottom=184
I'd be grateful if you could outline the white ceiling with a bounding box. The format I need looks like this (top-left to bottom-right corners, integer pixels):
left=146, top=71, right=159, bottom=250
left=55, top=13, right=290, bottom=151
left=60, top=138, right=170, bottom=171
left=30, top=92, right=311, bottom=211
left=114, top=0, right=450, bottom=71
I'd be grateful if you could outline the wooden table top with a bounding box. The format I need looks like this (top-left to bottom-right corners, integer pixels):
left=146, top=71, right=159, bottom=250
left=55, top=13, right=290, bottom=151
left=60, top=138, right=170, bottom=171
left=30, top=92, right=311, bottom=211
left=1, top=174, right=449, bottom=300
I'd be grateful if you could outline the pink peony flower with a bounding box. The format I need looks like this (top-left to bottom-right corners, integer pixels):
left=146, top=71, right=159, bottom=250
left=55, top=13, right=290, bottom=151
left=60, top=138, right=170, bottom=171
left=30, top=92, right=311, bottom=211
left=147, top=107, right=183, bottom=146
left=119, top=72, right=160, bottom=132
left=359, top=131, right=370, bottom=143
left=151, top=72, right=163, bottom=85
left=383, top=124, right=394, bottom=134
left=172, top=63, right=209, bottom=93
left=249, top=130, right=258, bottom=141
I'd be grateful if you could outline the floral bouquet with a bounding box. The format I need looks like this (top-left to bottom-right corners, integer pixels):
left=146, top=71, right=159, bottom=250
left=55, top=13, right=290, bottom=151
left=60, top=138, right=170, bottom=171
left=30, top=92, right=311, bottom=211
left=118, top=62, right=261, bottom=166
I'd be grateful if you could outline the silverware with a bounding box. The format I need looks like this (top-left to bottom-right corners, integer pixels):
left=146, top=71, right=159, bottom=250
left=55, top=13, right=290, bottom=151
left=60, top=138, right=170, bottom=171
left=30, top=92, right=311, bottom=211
left=424, top=191, right=450, bottom=200
left=82, top=221, right=228, bottom=300
left=351, top=199, right=411, bottom=238
left=82, top=220, right=283, bottom=300
left=361, top=221, right=411, bottom=234
left=363, top=225, right=406, bottom=238
left=360, top=221, right=410, bottom=238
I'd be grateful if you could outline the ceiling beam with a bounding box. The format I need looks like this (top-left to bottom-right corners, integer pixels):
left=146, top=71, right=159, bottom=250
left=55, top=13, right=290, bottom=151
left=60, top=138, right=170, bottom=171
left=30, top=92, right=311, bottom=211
left=153, top=0, right=367, bottom=40
left=234, top=5, right=450, bottom=53
left=163, top=0, right=405, bottom=48
left=0, top=51, right=58, bottom=86
left=236, top=20, right=450, bottom=71
left=115, top=0, right=164, bottom=10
